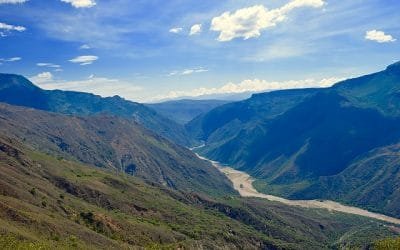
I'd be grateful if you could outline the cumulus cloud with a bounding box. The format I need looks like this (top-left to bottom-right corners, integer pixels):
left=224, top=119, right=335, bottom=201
left=189, top=24, right=202, bottom=36
left=60, top=0, right=96, bottom=8
left=0, top=22, right=26, bottom=32
left=365, top=30, right=396, bottom=43
left=0, top=0, right=28, bottom=3
left=69, top=55, right=98, bottom=65
left=169, top=27, right=183, bottom=34
left=168, top=67, right=208, bottom=76
left=210, top=0, right=324, bottom=42
left=30, top=74, right=143, bottom=101
left=156, top=77, right=343, bottom=100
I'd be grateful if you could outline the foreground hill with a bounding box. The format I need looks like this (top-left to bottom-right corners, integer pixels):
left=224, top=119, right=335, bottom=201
left=190, top=61, right=400, bottom=217
left=0, top=103, right=232, bottom=196
left=0, top=135, right=397, bottom=249
left=147, top=99, right=229, bottom=124
left=0, top=74, right=193, bottom=146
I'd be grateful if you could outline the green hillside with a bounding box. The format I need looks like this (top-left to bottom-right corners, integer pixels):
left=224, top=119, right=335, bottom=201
left=0, top=103, right=232, bottom=196
left=0, top=135, right=397, bottom=249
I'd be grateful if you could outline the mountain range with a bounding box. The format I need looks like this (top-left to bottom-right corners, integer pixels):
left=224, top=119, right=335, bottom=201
left=0, top=74, right=193, bottom=147
left=147, top=99, right=229, bottom=124
left=190, top=61, right=400, bottom=217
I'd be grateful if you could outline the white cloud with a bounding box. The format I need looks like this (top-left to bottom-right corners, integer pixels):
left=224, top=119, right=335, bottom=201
left=155, top=77, right=343, bottom=100
left=0, top=57, right=21, bottom=65
left=0, top=0, right=28, bottom=3
left=169, top=27, right=183, bottom=34
left=37, top=62, right=61, bottom=68
left=168, top=67, right=208, bottom=76
left=189, top=24, right=202, bottom=36
left=0, top=22, right=26, bottom=32
left=0, top=57, right=21, bottom=62
left=210, top=0, right=324, bottom=42
left=69, top=55, right=98, bottom=65
left=60, top=0, right=96, bottom=8
left=365, top=30, right=396, bottom=43
left=79, top=44, right=91, bottom=49
left=30, top=72, right=54, bottom=84
left=30, top=74, right=143, bottom=101
left=37, top=62, right=62, bottom=71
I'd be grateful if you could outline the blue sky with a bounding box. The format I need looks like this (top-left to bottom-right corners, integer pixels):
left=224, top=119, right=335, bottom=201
left=0, top=0, right=399, bottom=102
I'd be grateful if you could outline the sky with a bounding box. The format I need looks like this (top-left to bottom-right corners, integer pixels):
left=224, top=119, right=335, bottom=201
left=0, top=0, right=399, bottom=102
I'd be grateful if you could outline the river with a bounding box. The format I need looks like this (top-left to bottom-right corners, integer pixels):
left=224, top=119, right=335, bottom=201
left=196, top=153, right=400, bottom=225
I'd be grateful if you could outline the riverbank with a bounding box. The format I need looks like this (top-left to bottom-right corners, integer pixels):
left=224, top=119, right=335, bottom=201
left=196, top=153, right=400, bottom=225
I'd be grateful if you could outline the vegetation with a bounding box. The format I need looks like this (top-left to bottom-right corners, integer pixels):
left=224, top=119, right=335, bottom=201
left=0, top=103, right=233, bottom=197
left=373, top=237, right=400, bottom=250
left=190, top=61, right=400, bottom=218
left=0, top=135, right=397, bottom=249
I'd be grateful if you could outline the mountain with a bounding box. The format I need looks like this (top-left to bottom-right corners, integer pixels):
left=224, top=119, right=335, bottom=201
left=147, top=99, right=229, bottom=124
left=187, top=88, right=320, bottom=142
left=0, top=103, right=232, bottom=196
left=0, top=134, right=396, bottom=249
left=191, top=61, right=400, bottom=217
left=0, top=74, right=193, bottom=146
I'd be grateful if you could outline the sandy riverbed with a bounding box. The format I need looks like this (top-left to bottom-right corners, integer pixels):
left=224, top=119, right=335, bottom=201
left=197, top=154, right=400, bottom=225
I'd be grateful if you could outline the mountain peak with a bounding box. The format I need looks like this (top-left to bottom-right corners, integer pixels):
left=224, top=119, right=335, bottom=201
left=386, top=61, right=400, bottom=72
left=0, top=73, right=39, bottom=91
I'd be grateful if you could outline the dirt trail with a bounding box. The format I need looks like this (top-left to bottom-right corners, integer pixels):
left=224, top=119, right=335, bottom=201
left=196, top=154, right=400, bottom=225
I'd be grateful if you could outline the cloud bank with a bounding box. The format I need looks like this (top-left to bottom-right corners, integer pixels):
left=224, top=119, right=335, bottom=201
left=156, top=77, right=343, bottom=100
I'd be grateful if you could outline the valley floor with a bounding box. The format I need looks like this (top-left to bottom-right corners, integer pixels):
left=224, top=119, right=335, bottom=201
left=197, top=154, right=400, bottom=226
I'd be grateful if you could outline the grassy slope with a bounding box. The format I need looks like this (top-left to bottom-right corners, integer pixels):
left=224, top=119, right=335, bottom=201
left=0, top=103, right=233, bottom=197
left=0, top=136, right=398, bottom=249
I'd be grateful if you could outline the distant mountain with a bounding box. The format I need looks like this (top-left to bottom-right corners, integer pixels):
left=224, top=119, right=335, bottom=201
left=0, top=74, right=193, bottom=146
left=192, top=61, right=400, bottom=217
left=186, top=88, right=320, bottom=142
left=147, top=99, right=229, bottom=124
left=0, top=103, right=232, bottom=196
left=0, top=134, right=395, bottom=249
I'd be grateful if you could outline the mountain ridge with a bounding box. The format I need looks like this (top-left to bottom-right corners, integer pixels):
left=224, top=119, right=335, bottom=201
left=192, top=61, right=400, bottom=217
left=0, top=102, right=233, bottom=196
left=0, top=73, right=194, bottom=146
